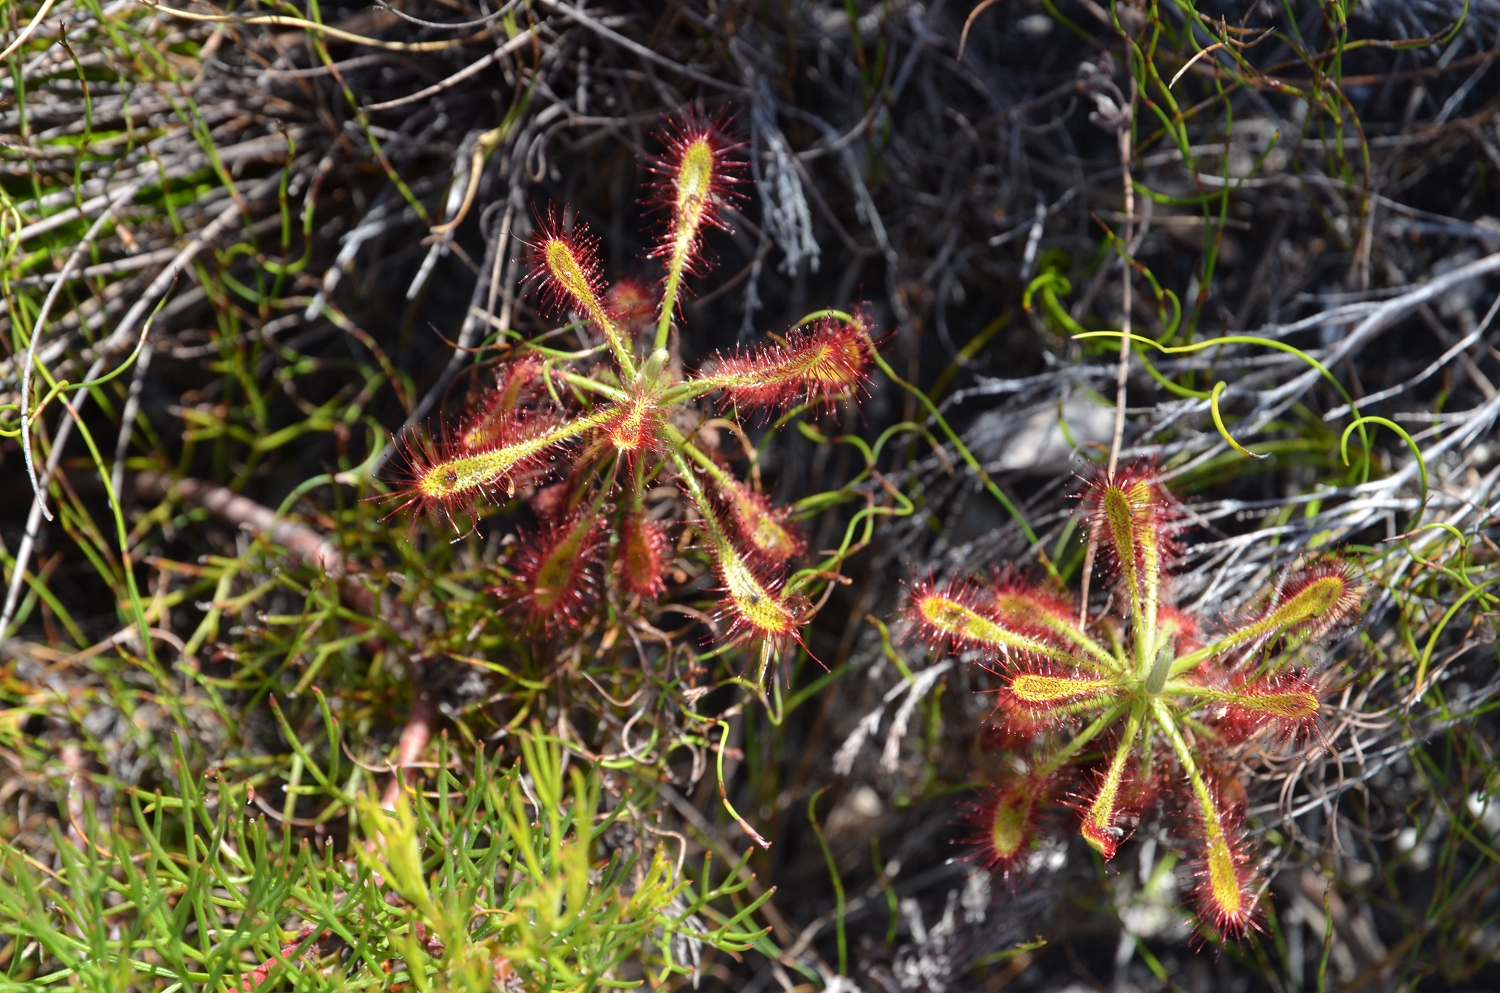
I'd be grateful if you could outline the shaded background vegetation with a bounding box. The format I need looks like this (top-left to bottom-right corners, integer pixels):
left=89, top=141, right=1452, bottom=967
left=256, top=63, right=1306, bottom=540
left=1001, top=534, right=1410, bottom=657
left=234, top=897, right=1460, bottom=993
left=3, top=0, right=1500, bottom=990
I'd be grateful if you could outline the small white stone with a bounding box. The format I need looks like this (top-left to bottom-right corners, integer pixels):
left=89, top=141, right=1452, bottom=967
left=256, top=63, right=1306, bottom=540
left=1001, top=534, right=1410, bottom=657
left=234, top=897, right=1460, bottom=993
left=1017, top=14, right=1053, bottom=37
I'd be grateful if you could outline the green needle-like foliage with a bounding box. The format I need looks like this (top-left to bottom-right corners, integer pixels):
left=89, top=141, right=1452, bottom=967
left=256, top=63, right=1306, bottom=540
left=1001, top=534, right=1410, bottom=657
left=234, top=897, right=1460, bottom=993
left=0, top=700, right=768, bottom=991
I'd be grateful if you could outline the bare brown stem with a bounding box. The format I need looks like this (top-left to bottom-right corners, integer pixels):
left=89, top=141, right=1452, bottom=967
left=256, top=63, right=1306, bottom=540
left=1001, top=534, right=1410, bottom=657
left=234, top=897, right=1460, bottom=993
left=135, top=471, right=346, bottom=578
left=381, top=689, right=436, bottom=809
left=132, top=472, right=438, bottom=802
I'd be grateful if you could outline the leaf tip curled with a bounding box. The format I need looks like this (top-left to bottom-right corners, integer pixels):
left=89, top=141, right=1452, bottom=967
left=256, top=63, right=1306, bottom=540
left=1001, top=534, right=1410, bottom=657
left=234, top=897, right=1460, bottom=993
left=1080, top=817, right=1123, bottom=860
left=1076, top=763, right=1136, bottom=862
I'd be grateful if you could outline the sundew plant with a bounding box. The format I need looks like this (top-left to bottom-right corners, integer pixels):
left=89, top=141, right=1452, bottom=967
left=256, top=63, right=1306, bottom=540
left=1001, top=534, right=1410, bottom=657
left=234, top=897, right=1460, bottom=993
left=910, top=466, right=1362, bottom=935
left=0, top=99, right=893, bottom=989
left=386, top=108, right=876, bottom=681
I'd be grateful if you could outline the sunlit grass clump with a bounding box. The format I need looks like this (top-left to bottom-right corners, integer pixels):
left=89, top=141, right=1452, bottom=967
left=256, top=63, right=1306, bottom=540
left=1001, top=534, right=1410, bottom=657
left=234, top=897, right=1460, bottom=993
left=0, top=706, right=768, bottom=991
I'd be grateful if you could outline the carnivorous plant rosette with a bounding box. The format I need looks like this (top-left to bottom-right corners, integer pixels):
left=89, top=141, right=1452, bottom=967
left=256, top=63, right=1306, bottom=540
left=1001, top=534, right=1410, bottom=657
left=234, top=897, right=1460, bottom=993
left=383, top=107, right=877, bottom=673
left=909, top=466, right=1361, bottom=934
